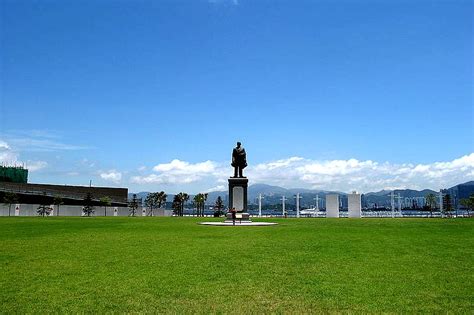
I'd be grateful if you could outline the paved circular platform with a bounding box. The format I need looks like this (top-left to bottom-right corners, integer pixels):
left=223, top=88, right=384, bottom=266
left=199, top=221, right=278, bottom=226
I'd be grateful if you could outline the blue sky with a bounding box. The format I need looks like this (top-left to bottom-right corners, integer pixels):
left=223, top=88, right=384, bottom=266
left=1, top=0, right=473, bottom=193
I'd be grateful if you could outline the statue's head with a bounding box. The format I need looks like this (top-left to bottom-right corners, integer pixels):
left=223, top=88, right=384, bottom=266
left=237, top=141, right=241, bottom=147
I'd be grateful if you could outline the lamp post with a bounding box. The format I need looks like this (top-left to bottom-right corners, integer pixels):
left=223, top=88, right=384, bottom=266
left=258, top=193, right=264, bottom=217
left=294, top=193, right=302, bottom=218
left=281, top=196, right=287, bottom=217
left=395, top=193, right=403, bottom=217
left=314, top=195, right=320, bottom=211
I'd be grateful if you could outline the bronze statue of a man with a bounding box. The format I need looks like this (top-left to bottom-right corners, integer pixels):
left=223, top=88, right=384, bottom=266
left=231, top=141, right=247, bottom=178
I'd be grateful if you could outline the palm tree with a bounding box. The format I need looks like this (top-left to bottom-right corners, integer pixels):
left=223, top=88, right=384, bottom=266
left=181, top=193, right=189, bottom=216
left=172, top=195, right=182, bottom=216
left=193, top=194, right=201, bottom=217
left=193, top=193, right=208, bottom=217
left=425, top=193, right=437, bottom=217
left=202, top=193, right=208, bottom=217
left=157, top=191, right=167, bottom=209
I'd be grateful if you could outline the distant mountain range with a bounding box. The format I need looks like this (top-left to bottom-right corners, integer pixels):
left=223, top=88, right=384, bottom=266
left=129, top=181, right=474, bottom=209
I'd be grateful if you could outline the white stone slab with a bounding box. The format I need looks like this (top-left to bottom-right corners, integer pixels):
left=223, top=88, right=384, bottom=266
left=326, top=194, right=339, bottom=218
left=233, top=186, right=244, bottom=211
left=348, top=193, right=361, bottom=218
left=14, top=204, right=20, bottom=216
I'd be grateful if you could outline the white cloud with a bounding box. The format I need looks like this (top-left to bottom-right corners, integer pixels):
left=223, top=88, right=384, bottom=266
left=132, top=159, right=226, bottom=185
left=153, top=159, right=216, bottom=173
left=27, top=161, right=48, bottom=172
left=100, top=170, right=122, bottom=183
left=248, top=153, right=474, bottom=192
left=130, top=153, right=474, bottom=192
left=205, top=185, right=226, bottom=193
left=0, top=140, right=17, bottom=163
left=7, top=137, right=87, bottom=152
left=0, top=140, right=47, bottom=172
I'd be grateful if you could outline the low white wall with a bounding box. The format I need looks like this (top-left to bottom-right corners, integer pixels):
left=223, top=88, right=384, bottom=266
left=0, top=204, right=172, bottom=217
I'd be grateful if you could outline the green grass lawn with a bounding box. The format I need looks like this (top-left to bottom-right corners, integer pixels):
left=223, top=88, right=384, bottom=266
left=1, top=217, right=473, bottom=313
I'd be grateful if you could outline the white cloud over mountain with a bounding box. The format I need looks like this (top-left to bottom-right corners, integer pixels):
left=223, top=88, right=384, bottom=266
left=0, top=140, right=47, bottom=172
left=131, top=153, right=474, bottom=192
left=100, top=170, right=122, bottom=183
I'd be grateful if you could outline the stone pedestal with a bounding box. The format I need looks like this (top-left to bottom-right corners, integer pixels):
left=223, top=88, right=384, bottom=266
left=226, top=177, right=251, bottom=222
left=326, top=194, right=339, bottom=218
left=348, top=192, right=361, bottom=218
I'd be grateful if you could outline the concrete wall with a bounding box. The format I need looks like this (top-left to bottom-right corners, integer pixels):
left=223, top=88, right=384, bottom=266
left=348, top=193, right=361, bottom=218
left=0, top=182, right=128, bottom=204
left=326, top=194, right=339, bottom=218
left=0, top=204, right=172, bottom=217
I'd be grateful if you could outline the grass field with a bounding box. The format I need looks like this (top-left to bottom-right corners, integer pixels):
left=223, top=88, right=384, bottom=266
left=1, top=217, right=473, bottom=313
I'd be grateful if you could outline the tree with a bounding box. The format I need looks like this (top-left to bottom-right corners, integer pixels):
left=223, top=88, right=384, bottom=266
left=145, top=193, right=158, bottom=216
left=172, top=195, right=182, bottom=216
left=202, top=193, right=208, bottom=217
left=100, top=196, right=112, bottom=216
left=214, top=196, right=224, bottom=217
left=194, top=193, right=204, bottom=217
left=157, top=191, right=167, bottom=209
left=53, top=196, right=64, bottom=216
left=459, top=194, right=474, bottom=217
left=3, top=192, right=19, bottom=216
left=443, top=194, right=453, bottom=217
left=181, top=193, right=189, bottom=216
left=83, top=192, right=95, bottom=217
left=129, top=194, right=139, bottom=217
left=425, top=193, right=437, bottom=218
left=37, top=203, right=52, bottom=217
left=193, top=193, right=208, bottom=217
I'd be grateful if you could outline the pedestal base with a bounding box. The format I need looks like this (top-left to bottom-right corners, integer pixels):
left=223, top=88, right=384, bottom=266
left=224, top=212, right=251, bottom=223
left=228, top=177, right=248, bottom=212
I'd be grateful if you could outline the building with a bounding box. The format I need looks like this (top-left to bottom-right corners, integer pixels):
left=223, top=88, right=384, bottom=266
left=0, top=170, right=129, bottom=216
left=443, top=181, right=474, bottom=209
left=0, top=165, right=28, bottom=183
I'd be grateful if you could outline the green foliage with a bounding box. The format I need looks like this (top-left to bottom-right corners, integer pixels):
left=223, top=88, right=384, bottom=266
left=128, top=194, right=139, bottom=217
left=173, top=192, right=189, bottom=216
left=172, top=195, right=182, bottom=215
left=2, top=192, right=19, bottom=216
left=459, top=193, right=474, bottom=216
left=145, top=191, right=167, bottom=216
left=0, top=218, right=473, bottom=313
left=443, top=194, right=453, bottom=216
left=193, top=193, right=208, bottom=217
left=425, top=193, right=437, bottom=217
left=82, top=192, right=95, bottom=217
left=214, top=196, right=225, bottom=217
left=99, top=196, right=112, bottom=216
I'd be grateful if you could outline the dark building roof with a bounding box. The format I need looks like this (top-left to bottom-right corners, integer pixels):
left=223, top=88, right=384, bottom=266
left=0, top=182, right=128, bottom=206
